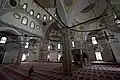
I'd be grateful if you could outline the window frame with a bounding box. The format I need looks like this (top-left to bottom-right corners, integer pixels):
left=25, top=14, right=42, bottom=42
left=0, top=37, right=7, bottom=44
left=30, top=21, right=35, bottom=29
left=92, top=36, right=98, bottom=45
left=13, top=13, right=21, bottom=19
left=25, top=42, right=29, bottom=48
left=36, top=25, right=40, bottom=29
left=58, top=44, right=61, bottom=50
left=54, top=13, right=57, bottom=17
left=22, top=3, right=28, bottom=9
left=95, top=52, right=103, bottom=61
left=49, top=15, right=52, bottom=20
left=29, top=9, right=34, bottom=15
left=9, top=0, right=18, bottom=8
left=72, top=41, right=75, bottom=48
left=36, top=13, right=41, bottom=19
left=43, top=15, right=47, bottom=20
left=21, top=16, right=28, bottom=26
left=48, top=45, right=51, bottom=50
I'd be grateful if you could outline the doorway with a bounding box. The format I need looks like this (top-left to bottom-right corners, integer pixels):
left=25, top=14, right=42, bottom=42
left=0, top=46, right=5, bottom=63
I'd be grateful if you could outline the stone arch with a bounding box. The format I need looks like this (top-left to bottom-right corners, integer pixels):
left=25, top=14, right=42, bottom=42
left=44, top=21, right=59, bottom=40
left=0, top=8, right=44, bottom=38
left=0, top=27, right=23, bottom=42
left=0, top=27, right=23, bottom=64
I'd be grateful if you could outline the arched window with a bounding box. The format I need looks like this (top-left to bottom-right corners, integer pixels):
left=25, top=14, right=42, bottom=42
left=30, top=21, right=35, bottom=29
left=36, top=13, right=41, bottom=19
left=47, top=54, right=50, bottom=60
left=13, top=13, right=21, bottom=19
left=114, top=13, right=120, bottom=24
left=29, top=10, right=34, bottom=15
left=22, top=54, right=27, bottom=61
left=92, top=37, right=98, bottom=45
left=27, top=53, right=30, bottom=56
left=95, top=52, right=103, bottom=60
left=58, top=54, right=61, bottom=61
left=58, top=44, right=61, bottom=49
left=49, top=16, right=52, bottom=20
left=25, top=42, right=29, bottom=48
left=22, top=3, right=27, bottom=9
left=43, top=15, right=47, bottom=20
left=48, top=45, right=51, bottom=50
left=54, top=13, right=57, bottom=17
left=0, top=37, right=7, bottom=44
left=36, top=25, right=40, bottom=29
left=72, top=41, right=75, bottom=48
left=21, top=16, right=28, bottom=25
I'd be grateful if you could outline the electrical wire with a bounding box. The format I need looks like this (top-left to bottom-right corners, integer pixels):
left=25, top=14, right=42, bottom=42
left=70, top=7, right=108, bottom=28
left=34, top=0, right=65, bottom=28
left=70, top=15, right=104, bottom=28
left=56, top=6, right=108, bottom=32
left=34, top=0, right=113, bottom=32
left=55, top=3, right=108, bottom=32
left=70, top=0, right=113, bottom=28
left=55, top=8, right=68, bottom=27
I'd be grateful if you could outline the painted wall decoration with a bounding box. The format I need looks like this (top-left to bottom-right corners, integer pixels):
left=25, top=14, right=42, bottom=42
left=64, top=0, right=78, bottom=12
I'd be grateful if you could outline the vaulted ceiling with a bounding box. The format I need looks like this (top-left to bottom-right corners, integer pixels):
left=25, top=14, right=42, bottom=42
left=34, top=0, right=55, bottom=8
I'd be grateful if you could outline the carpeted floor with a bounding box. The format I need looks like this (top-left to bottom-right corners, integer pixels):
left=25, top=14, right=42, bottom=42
left=0, top=62, right=120, bottom=80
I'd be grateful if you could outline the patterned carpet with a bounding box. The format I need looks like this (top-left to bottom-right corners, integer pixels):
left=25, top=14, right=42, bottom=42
left=72, top=65, right=120, bottom=80
left=0, top=62, right=120, bottom=80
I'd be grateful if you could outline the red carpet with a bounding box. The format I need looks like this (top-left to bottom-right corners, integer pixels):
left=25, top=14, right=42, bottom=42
left=0, top=62, right=120, bottom=80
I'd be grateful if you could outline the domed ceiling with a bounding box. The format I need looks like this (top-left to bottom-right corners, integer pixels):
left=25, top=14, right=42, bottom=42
left=34, top=0, right=55, bottom=8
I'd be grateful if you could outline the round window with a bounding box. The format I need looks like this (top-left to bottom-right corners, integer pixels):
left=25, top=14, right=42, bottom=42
left=36, top=25, right=40, bottom=29
left=30, top=21, right=35, bottom=29
left=9, top=0, right=17, bottom=7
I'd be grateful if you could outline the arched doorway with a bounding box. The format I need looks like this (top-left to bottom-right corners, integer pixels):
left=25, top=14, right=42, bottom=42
left=0, top=29, right=22, bottom=64
left=22, top=38, right=40, bottom=62
left=0, top=46, right=6, bottom=63
left=43, top=22, right=62, bottom=62
left=84, top=31, right=115, bottom=62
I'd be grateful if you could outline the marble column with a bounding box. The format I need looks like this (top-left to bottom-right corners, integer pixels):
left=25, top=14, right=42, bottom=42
left=15, top=42, right=24, bottom=65
left=61, top=33, right=72, bottom=75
